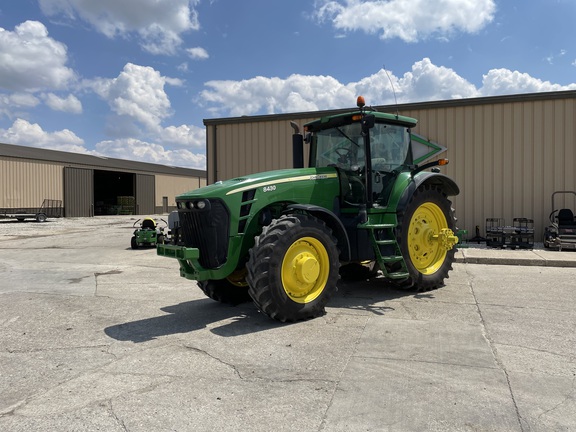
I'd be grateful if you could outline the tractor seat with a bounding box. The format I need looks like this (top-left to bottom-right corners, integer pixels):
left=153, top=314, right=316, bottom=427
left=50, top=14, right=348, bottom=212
left=557, top=209, right=576, bottom=235
left=557, top=209, right=575, bottom=227
left=141, top=218, right=156, bottom=230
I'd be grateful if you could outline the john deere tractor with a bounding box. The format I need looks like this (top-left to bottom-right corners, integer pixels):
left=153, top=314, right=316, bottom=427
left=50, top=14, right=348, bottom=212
left=157, top=97, right=459, bottom=322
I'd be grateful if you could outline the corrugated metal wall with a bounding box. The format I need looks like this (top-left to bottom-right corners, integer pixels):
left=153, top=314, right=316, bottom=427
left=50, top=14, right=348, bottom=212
left=155, top=174, right=207, bottom=211
left=135, top=174, right=155, bottom=214
left=205, top=92, right=576, bottom=240
left=402, top=97, right=576, bottom=240
left=208, top=117, right=316, bottom=183
left=0, top=158, right=63, bottom=208
left=64, top=167, right=93, bottom=217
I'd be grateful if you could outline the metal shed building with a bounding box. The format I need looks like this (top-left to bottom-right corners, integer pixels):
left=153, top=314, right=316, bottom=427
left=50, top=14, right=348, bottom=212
left=204, top=90, right=576, bottom=241
left=0, top=143, right=206, bottom=218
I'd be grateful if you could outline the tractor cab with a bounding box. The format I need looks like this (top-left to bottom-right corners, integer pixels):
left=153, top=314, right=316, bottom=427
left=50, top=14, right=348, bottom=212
left=306, top=106, right=414, bottom=209
left=302, top=96, right=447, bottom=212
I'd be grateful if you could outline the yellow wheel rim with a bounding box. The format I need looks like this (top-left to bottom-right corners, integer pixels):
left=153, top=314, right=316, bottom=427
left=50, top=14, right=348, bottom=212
left=281, top=236, right=329, bottom=304
left=408, top=202, right=456, bottom=275
left=227, top=268, right=248, bottom=287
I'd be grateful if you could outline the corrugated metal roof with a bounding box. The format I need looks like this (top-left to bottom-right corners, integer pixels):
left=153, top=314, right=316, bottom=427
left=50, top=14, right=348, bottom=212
left=0, top=142, right=206, bottom=177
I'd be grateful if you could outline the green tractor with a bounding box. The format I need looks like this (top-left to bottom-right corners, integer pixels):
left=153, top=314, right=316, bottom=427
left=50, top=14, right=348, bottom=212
left=157, top=97, right=459, bottom=322
left=131, top=217, right=166, bottom=249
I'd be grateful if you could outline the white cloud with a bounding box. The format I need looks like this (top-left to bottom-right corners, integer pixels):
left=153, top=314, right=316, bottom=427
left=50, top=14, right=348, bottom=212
left=397, top=58, right=479, bottom=101
left=95, top=138, right=206, bottom=169
left=314, top=0, right=496, bottom=42
left=88, top=63, right=178, bottom=131
left=7, top=93, right=41, bottom=108
left=39, top=0, right=201, bottom=55
left=0, top=118, right=87, bottom=152
left=0, top=93, right=41, bottom=121
left=0, top=93, right=41, bottom=113
left=480, top=69, right=576, bottom=95
left=42, top=93, right=83, bottom=114
left=186, top=47, right=209, bottom=60
left=200, top=58, right=576, bottom=116
left=159, top=124, right=205, bottom=149
left=201, top=74, right=356, bottom=116
left=0, top=20, right=76, bottom=92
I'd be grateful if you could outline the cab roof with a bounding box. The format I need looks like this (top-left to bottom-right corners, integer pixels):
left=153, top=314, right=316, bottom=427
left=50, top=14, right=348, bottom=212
left=304, top=110, right=417, bottom=132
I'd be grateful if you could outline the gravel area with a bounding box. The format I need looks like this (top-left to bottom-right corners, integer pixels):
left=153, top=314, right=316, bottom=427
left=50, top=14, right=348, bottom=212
left=0, top=215, right=168, bottom=240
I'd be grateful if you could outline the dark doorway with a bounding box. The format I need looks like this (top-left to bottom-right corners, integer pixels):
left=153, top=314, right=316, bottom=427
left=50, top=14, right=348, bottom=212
left=94, top=170, right=135, bottom=215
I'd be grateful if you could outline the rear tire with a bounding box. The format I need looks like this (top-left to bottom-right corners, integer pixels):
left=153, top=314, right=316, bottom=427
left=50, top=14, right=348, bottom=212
left=130, top=236, right=138, bottom=249
left=246, top=214, right=340, bottom=322
left=396, top=185, right=457, bottom=291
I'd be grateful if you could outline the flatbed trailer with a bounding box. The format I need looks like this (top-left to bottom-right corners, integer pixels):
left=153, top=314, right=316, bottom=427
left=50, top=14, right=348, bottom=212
left=0, top=199, right=63, bottom=222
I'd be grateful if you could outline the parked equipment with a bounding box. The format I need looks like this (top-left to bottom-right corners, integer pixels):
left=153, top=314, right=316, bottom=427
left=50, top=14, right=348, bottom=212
left=158, top=97, right=460, bottom=322
left=131, top=218, right=167, bottom=249
left=0, top=199, right=62, bottom=222
left=485, top=218, right=534, bottom=249
left=544, top=191, right=576, bottom=250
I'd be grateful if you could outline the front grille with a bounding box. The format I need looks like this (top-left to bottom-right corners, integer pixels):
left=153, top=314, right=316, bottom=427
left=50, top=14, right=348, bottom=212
left=178, top=199, right=230, bottom=269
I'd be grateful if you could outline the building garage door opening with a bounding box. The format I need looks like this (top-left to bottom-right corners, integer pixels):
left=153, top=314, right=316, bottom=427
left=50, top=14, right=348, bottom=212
left=94, top=170, right=135, bottom=215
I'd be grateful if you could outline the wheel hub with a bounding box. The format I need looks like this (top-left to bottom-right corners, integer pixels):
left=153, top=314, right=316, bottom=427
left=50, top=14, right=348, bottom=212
left=433, top=228, right=459, bottom=251
left=295, top=253, right=320, bottom=284
left=281, top=237, right=329, bottom=303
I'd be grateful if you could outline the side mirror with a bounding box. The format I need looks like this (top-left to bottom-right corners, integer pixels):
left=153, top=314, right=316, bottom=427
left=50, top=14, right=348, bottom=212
left=361, top=114, right=375, bottom=133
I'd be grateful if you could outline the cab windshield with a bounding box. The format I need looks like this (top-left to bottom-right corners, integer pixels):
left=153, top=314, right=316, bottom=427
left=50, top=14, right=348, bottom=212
left=313, top=122, right=411, bottom=172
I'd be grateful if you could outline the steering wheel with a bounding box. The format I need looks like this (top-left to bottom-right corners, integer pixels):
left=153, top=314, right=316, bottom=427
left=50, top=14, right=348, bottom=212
left=334, top=147, right=352, bottom=163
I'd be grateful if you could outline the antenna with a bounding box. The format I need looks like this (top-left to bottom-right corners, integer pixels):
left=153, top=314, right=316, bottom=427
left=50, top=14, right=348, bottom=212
left=383, top=65, right=399, bottom=118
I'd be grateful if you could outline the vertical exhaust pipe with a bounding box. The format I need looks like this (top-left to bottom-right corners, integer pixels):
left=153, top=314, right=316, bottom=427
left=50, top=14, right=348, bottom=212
left=290, top=121, right=304, bottom=169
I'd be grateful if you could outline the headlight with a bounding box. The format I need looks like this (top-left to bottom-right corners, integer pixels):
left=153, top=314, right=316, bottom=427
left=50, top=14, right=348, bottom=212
left=177, top=199, right=211, bottom=211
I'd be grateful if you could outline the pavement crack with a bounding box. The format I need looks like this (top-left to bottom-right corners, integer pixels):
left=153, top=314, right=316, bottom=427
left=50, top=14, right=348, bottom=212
left=536, top=373, right=576, bottom=423
left=468, top=267, right=526, bottom=432
left=317, top=313, right=371, bottom=431
left=183, top=345, right=244, bottom=379
left=494, top=341, right=574, bottom=362
left=108, top=399, right=129, bottom=431
left=94, top=269, right=122, bottom=297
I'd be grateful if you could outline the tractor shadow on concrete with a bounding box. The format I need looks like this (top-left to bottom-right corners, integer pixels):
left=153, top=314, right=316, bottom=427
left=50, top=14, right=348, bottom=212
left=104, top=277, right=433, bottom=343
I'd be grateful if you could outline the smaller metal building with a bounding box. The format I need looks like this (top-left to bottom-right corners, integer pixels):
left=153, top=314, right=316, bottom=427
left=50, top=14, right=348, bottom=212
left=0, top=143, right=206, bottom=217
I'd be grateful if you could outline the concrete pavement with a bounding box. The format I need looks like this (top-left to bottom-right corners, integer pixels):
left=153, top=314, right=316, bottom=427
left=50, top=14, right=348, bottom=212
left=455, top=244, right=576, bottom=267
left=0, top=216, right=575, bottom=431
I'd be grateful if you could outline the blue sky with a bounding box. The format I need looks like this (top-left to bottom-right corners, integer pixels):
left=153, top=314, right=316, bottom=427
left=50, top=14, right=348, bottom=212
left=1, top=0, right=575, bottom=169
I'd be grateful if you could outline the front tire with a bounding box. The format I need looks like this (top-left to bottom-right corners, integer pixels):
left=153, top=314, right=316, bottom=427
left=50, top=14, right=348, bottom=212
left=198, top=277, right=251, bottom=305
left=247, top=214, right=340, bottom=322
left=396, top=185, right=457, bottom=291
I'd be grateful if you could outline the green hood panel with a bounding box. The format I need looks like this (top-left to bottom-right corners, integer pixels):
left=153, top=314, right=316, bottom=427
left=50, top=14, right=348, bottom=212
left=177, top=167, right=340, bottom=203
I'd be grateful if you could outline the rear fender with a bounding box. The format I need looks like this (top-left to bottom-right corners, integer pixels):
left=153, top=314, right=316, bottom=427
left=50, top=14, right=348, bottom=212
left=397, top=172, right=459, bottom=214
left=286, top=204, right=351, bottom=261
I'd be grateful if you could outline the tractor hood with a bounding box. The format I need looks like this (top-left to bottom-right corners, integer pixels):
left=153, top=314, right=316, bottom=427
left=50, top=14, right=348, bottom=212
left=176, top=167, right=340, bottom=203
